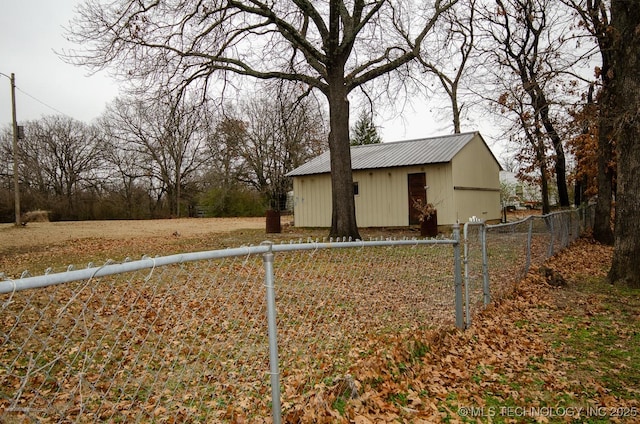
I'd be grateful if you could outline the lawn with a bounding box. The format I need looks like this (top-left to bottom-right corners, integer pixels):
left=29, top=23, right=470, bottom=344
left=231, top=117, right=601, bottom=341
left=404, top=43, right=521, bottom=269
left=1, top=219, right=637, bottom=422
left=1, top=219, right=455, bottom=422
left=333, top=238, right=639, bottom=423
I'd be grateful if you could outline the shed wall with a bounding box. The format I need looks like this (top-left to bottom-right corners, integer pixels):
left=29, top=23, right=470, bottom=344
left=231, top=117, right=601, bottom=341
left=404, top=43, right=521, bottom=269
left=450, top=135, right=502, bottom=222
left=353, top=164, right=454, bottom=227
left=291, top=175, right=332, bottom=227
left=353, top=168, right=404, bottom=227
left=291, top=133, right=502, bottom=228
left=292, top=163, right=457, bottom=227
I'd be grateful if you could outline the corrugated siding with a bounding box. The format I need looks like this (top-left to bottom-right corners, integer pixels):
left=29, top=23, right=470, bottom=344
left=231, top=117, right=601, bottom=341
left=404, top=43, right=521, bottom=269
left=287, top=132, right=479, bottom=177
left=451, top=135, right=500, bottom=188
left=292, top=175, right=332, bottom=227
left=451, top=135, right=502, bottom=222
left=291, top=133, right=502, bottom=227
left=422, top=164, right=455, bottom=226
left=353, top=168, right=407, bottom=227
left=293, top=163, right=458, bottom=227
left=454, top=190, right=501, bottom=223
left=355, top=163, right=458, bottom=226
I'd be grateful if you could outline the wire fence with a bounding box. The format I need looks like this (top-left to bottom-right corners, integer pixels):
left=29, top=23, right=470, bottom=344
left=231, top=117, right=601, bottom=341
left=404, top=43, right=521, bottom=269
left=0, top=207, right=593, bottom=422
left=463, top=206, right=595, bottom=325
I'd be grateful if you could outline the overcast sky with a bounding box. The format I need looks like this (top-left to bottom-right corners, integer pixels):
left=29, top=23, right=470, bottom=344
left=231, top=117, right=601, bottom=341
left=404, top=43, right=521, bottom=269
left=0, top=1, right=119, bottom=125
left=0, top=1, right=502, bottom=153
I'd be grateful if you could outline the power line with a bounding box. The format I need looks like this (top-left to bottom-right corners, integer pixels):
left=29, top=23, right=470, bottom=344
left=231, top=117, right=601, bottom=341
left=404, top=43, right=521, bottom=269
left=14, top=85, right=72, bottom=118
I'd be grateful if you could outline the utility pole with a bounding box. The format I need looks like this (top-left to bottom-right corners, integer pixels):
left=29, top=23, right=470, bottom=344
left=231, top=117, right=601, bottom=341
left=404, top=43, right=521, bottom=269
left=9, top=73, right=21, bottom=227
left=0, top=71, right=21, bottom=226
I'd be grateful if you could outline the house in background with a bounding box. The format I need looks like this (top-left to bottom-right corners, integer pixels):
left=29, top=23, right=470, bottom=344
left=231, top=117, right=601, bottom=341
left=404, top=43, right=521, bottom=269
left=500, top=171, right=545, bottom=210
left=286, top=131, right=503, bottom=228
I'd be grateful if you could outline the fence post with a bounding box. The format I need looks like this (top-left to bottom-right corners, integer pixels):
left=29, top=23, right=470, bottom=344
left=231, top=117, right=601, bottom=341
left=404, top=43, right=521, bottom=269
left=262, top=243, right=282, bottom=424
left=525, top=218, right=534, bottom=274
left=547, top=215, right=555, bottom=257
left=569, top=210, right=576, bottom=242
left=481, top=224, right=490, bottom=306
left=463, top=223, right=471, bottom=328
left=453, top=223, right=465, bottom=329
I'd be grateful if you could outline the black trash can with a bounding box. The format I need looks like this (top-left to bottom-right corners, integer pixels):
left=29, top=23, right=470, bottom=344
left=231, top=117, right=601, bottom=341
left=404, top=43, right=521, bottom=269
left=266, top=209, right=282, bottom=234
left=420, top=211, right=438, bottom=237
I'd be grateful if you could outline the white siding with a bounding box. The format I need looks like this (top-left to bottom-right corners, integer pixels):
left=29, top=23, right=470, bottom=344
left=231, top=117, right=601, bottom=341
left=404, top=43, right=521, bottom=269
left=291, top=133, right=502, bottom=228
left=292, top=175, right=332, bottom=227
left=451, top=135, right=501, bottom=222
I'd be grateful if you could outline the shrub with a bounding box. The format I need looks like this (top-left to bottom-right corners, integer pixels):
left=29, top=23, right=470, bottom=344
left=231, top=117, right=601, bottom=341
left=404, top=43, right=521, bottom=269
left=198, top=186, right=266, bottom=217
left=22, top=210, right=51, bottom=223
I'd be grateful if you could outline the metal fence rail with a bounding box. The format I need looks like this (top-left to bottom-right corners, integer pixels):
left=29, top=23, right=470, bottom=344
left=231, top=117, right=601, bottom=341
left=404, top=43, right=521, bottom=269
left=1, top=236, right=462, bottom=422
left=0, top=209, right=593, bottom=421
left=463, top=206, right=594, bottom=325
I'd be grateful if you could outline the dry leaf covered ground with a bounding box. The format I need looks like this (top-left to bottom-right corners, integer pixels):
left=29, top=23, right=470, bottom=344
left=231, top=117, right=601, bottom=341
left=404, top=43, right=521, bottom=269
left=315, top=238, right=639, bottom=423
left=1, top=217, right=266, bottom=252
left=0, top=219, right=638, bottom=423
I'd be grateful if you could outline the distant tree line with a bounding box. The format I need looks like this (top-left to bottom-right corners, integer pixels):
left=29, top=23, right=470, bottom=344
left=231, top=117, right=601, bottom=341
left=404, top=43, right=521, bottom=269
left=0, top=87, right=327, bottom=222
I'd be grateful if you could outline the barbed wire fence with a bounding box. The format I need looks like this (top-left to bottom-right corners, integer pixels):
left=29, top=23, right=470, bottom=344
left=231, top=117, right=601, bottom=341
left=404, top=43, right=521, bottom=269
left=0, top=208, right=593, bottom=422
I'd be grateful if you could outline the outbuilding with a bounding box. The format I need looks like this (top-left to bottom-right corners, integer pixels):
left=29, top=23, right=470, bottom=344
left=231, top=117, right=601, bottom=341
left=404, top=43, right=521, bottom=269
left=286, top=131, right=502, bottom=228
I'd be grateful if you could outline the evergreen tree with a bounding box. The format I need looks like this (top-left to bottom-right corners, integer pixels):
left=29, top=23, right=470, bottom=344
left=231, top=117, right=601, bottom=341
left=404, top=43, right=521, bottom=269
left=350, top=112, right=382, bottom=146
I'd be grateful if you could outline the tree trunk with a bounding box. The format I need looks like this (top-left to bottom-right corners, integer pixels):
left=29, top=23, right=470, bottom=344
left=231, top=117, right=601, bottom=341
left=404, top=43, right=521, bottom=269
left=326, top=69, right=360, bottom=240
left=593, top=51, right=615, bottom=244
left=537, top=147, right=551, bottom=215
left=546, top=130, right=570, bottom=208
left=593, top=107, right=615, bottom=244
left=608, top=0, right=640, bottom=288
left=451, top=93, right=461, bottom=134
left=176, top=169, right=182, bottom=218
left=534, top=87, right=570, bottom=207
left=526, top=125, right=551, bottom=214
left=590, top=0, right=615, bottom=245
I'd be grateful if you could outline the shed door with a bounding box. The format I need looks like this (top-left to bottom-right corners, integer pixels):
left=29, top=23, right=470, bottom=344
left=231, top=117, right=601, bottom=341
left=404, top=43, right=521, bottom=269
left=408, top=172, right=427, bottom=225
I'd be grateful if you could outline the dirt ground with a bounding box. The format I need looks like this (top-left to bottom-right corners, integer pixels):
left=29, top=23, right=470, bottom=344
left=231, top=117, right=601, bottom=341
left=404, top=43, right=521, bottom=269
left=1, top=210, right=537, bottom=252
left=0, top=217, right=266, bottom=251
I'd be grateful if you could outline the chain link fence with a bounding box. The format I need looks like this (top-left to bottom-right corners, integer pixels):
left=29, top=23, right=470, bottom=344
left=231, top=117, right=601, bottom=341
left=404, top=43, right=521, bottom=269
left=463, top=206, right=595, bottom=325
left=1, top=208, right=593, bottom=422
left=1, top=237, right=461, bottom=422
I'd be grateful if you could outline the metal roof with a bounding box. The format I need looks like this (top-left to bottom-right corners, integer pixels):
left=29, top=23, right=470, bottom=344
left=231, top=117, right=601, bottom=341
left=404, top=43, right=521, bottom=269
left=287, top=131, right=484, bottom=177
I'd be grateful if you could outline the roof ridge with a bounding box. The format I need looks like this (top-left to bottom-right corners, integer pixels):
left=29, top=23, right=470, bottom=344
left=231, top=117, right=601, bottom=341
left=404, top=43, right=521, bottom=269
left=383, top=130, right=478, bottom=145
left=287, top=131, right=486, bottom=177
left=349, top=131, right=478, bottom=149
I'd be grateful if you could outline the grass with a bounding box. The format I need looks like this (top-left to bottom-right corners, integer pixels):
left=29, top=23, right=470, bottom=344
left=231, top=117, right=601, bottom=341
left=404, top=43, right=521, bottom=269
left=455, top=249, right=640, bottom=423
left=438, top=274, right=640, bottom=422
left=0, top=226, right=426, bottom=278
left=344, top=238, right=640, bottom=423
left=1, top=230, right=458, bottom=422
left=3, top=223, right=637, bottom=422
left=553, top=280, right=640, bottom=401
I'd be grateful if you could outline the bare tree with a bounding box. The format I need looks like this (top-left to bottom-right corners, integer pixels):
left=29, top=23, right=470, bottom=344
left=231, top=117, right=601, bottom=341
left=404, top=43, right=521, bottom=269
left=19, top=116, right=103, bottom=219
left=200, top=114, right=254, bottom=216
left=66, top=0, right=457, bottom=238
left=417, top=0, right=478, bottom=133
left=204, top=113, right=247, bottom=193
left=99, top=121, right=151, bottom=218
left=493, top=82, right=554, bottom=213
left=101, top=94, right=209, bottom=218
left=239, top=88, right=328, bottom=210
left=479, top=0, right=585, bottom=209
left=0, top=127, right=22, bottom=221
